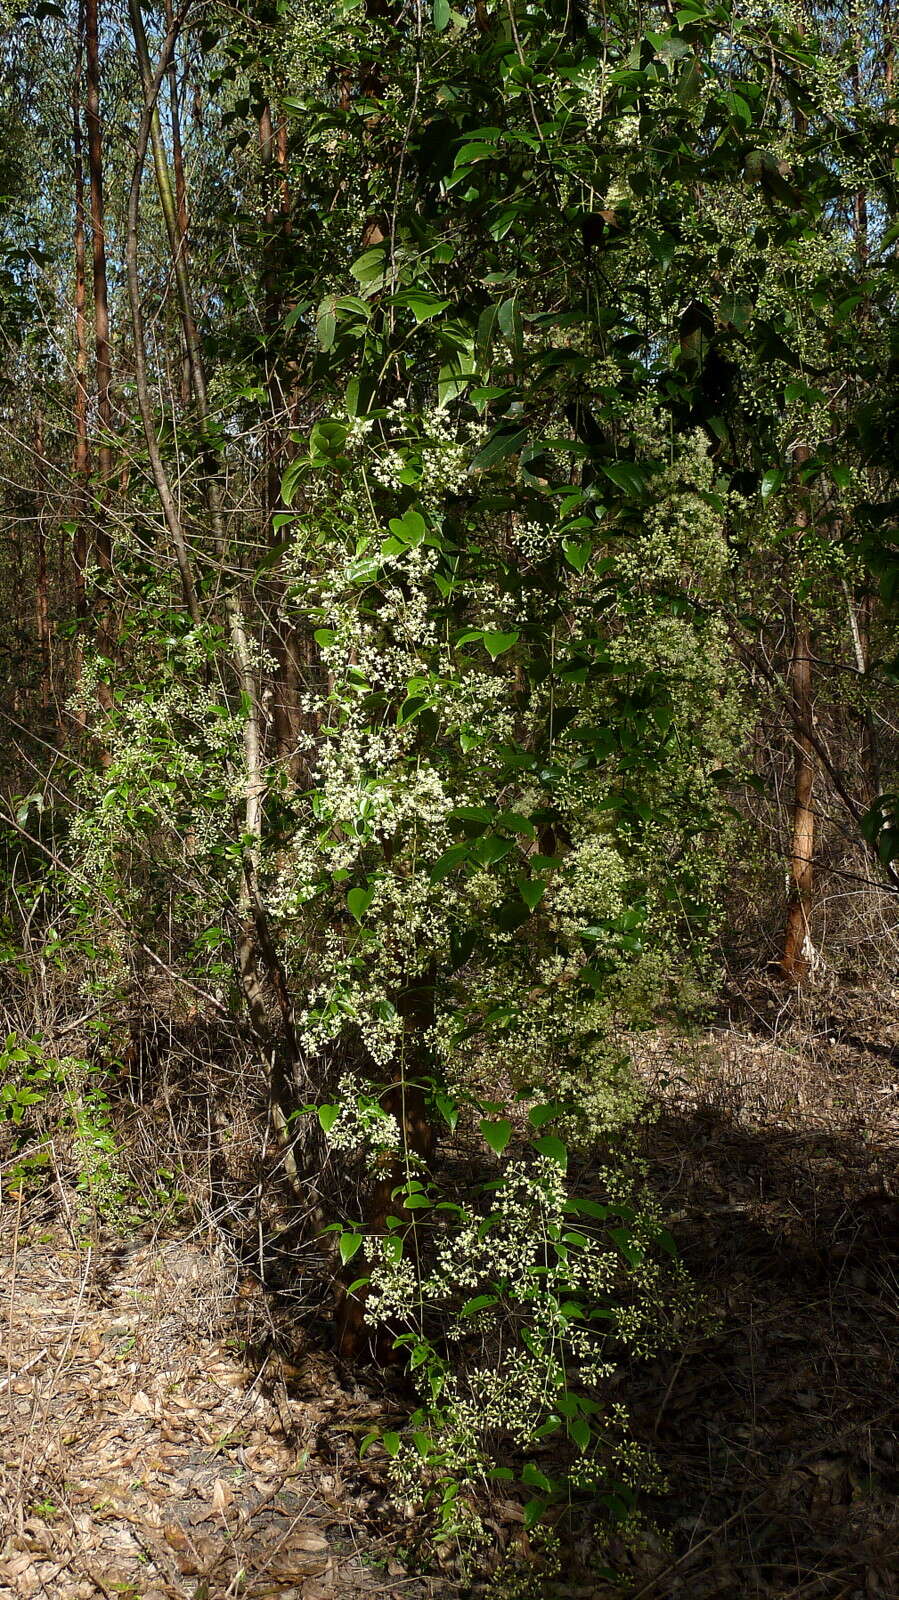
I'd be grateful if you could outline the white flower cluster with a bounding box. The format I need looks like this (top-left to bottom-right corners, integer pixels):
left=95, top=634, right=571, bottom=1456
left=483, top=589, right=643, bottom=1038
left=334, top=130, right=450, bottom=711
left=323, top=1071, right=401, bottom=1157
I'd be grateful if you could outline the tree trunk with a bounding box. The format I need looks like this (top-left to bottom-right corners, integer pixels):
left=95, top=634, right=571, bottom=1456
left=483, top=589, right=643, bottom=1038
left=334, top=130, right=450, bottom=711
left=124, top=8, right=201, bottom=626
left=72, top=3, right=90, bottom=702
left=34, top=415, right=51, bottom=712
left=780, top=433, right=816, bottom=984
left=85, top=0, right=112, bottom=510
left=164, top=0, right=191, bottom=407
left=781, top=614, right=816, bottom=982
left=258, top=103, right=302, bottom=769
left=85, top=0, right=115, bottom=717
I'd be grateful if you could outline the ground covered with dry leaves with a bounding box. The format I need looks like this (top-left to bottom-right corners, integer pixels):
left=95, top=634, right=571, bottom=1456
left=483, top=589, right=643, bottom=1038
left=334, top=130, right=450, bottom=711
left=2, top=985, right=898, bottom=1600
left=0, top=1222, right=447, bottom=1600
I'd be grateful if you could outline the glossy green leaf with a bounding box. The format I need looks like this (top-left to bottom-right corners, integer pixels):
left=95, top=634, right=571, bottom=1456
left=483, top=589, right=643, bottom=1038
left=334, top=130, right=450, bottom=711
left=480, top=1118, right=512, bottom=1155
left=534, top=1134, right=568, bottom=1168
left=516, top=875, right=546, bottom=911
left=347, top=885, right=375, bottom=922
left=483, top=630, right=519, bottom=659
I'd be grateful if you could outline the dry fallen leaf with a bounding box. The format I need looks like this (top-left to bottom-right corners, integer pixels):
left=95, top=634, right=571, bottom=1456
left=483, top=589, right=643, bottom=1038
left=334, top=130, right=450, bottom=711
left=211, top=1476, right=234, bottom=1513
left=289, top=1531, right=329, bottom=1553
left=302, top=1563, right=336, bottom=1600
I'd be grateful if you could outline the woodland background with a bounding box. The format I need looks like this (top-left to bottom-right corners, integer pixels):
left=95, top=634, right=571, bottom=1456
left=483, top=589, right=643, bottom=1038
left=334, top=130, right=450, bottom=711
left=1, top=0, right=899, bottom=1595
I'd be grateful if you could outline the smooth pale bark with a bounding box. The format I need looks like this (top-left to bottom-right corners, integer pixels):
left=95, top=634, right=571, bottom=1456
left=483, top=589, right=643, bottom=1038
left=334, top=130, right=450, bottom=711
left=780, top=74, right=817, bottom=985
left=781, top=613, right=816, bottom=983
left=781, top=433, right=816, bottom=983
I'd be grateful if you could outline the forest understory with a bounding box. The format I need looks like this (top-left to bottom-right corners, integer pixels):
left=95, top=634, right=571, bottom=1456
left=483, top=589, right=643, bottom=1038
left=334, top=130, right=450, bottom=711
left=2, top=979, right=898, bottom=1600
left=3, top=0, right=899, bottom=1593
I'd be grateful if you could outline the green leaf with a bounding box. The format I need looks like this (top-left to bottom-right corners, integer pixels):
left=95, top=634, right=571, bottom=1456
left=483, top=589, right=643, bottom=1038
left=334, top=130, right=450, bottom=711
left=601, top=461, right=647, bottom=496
left=382, top=1431, right=401, bottom=1457
left=437, top=347, right=476, bottom=406
left=471, top=834, right=514, bottom=866
left=611, top=1224, right=644, bottom=1265
left=718, top=293, right=753, bottom=330
left=469, top=427, right=529, bottom=473
left=394, top=291, right=451, bottom=322
left=280, top=458, right=305, bottom=506
left=521, top=1463, right=552, bottom=1492
left=436, top=1093, right=459, bottom=1131
left=480, top=1118, right=512, bottom=1155
left=568, top=1416, right=591, bottom=1451
left=761, top=468, right=785, bottom=499
left=483, top=630, right=519, bottom=659
left=347, top=885, right=375, bottom=922
left=563, top=1196, right=611, bottom=1220
left=523, top=1496, right=546, bottom=1530
left=676, top=55, right=704, bottom=103
left=318, top=1104, right=340, bottom=1133
left=346, top=374, right=375, bottom=417
left=534, top=1134, right=568, bottom=1168
left=454, top=141, right=496, bottom=165
left=433, top=0, right=450, bottom=28
left=315, top=296, right=337, bottom=350
left=461, top=1293, right=498, bottom=1315
left=476, top=303, right=501, bottom=364
left=397, top=694, right=432, bottom=727
left=497, top=295, right=524, bottom=356
left=388, top=509, right=426, bottom=545
left=563, top=539, right=593, bottom=572
left=516, top=875, right=546, bottom=911
left=339, top=1232, right=363, bottom=1265
left=528, top=1101, right=564, bottom=1128
left=430, top=842, right=470, bottom=882
left=350, top=246, right=387, bottom=284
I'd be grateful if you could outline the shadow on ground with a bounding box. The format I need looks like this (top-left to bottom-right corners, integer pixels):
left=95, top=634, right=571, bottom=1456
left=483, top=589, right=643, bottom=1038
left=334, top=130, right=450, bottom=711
left=611, top=1032, right=899, bottom=1600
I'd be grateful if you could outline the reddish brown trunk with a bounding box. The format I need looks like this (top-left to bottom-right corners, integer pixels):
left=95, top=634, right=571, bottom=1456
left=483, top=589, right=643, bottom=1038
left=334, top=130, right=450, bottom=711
left=72, top=7, right=90, bottom=637
left=85, top=0, right=112, bottom=529
left=85, top=0, right=115, bottom=714
left=34, top=416, right=51, bottom=711
left=276, top=119, right=291, bottom=225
